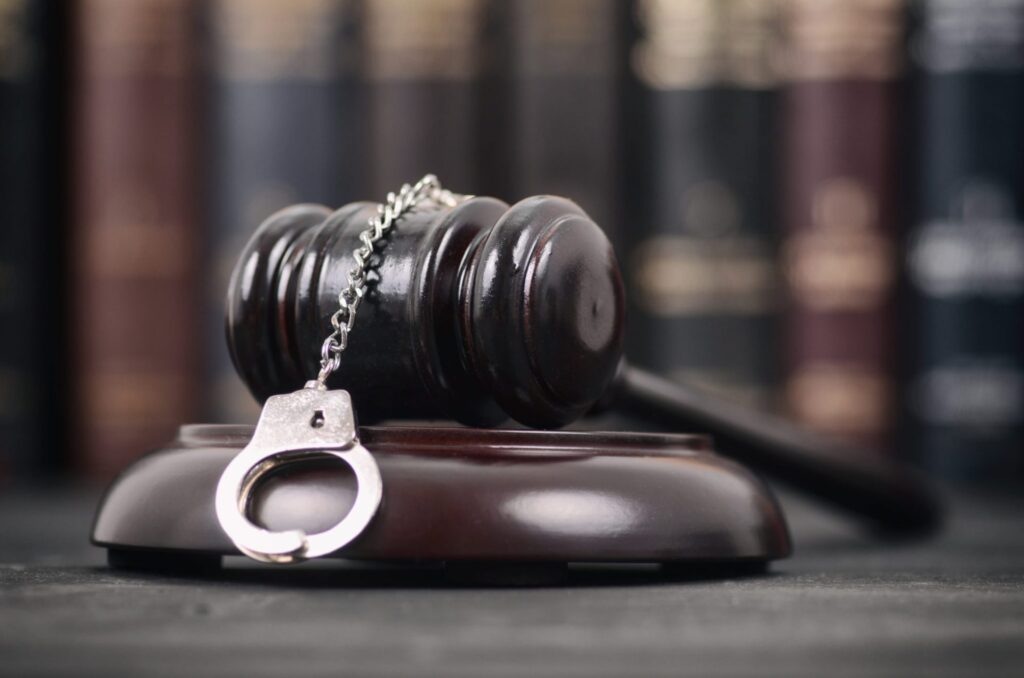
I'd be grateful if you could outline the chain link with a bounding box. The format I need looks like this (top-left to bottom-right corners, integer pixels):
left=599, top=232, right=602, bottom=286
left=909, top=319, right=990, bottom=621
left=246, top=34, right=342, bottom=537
left=316, top=174, right=462, bottom=385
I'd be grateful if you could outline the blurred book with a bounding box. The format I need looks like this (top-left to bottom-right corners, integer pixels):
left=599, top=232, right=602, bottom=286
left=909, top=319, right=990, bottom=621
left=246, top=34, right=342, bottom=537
left=71, top=0, right=201, bottom=481
left=203, top=0, right=366, bottom=424
left=363, top=0, right=487, bottom=195
left=779, top=0, right=905, bottom=452
left=903, top=0, right=1024, bottom=480
left=499, top=0, right=621, bottom=238
left=0, top=0, right=65, bottom=481
left=623, top=0, right=781, bottom=411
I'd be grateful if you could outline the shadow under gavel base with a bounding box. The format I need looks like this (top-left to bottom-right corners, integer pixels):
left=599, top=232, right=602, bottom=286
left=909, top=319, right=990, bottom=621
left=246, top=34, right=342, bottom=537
left=92, top=425, right=791, bottom=573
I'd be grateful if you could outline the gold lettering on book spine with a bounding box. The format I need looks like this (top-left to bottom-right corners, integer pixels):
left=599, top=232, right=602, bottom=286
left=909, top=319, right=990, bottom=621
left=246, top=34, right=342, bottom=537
left=784, top=178, right=894, bottom=311
left=0, top=0, right=32, bottom=80
left=632, top=0, right=780, bottom=89
left=212, top=0, right=352, bottom=80
left=781, top=0, right=905, bottom=81
left=631, top=181, right=777, bottom=315
left=632, top=0, right=721, bottom=89
left=365, top=0, right=483, bottom=81
left=787, top=364, right=891, bottom=436
left=632, top=237, right=777, bottom=315
left=517, top=0, right=613, bottom=77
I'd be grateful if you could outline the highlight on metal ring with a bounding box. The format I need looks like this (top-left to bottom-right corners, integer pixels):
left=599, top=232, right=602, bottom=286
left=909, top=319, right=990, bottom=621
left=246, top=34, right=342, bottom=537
left=215, top=442, right=383, bottom=564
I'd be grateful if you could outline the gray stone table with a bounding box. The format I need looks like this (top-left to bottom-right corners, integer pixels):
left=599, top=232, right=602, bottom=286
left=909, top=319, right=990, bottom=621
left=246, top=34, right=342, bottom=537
left=1, top=485, right=1022, bottom=677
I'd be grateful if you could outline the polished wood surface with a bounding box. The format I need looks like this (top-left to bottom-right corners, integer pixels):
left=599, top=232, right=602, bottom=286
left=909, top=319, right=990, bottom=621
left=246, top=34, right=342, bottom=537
left=92, top=425, right=791, bottom=564
left=226, top=196, right=625, bottom=428
left=224, top=195, right=941, bottom=533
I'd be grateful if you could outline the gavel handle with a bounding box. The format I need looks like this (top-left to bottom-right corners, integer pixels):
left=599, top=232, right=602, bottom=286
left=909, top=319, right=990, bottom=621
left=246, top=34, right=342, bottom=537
left=615, top=367, right=943, bottom=534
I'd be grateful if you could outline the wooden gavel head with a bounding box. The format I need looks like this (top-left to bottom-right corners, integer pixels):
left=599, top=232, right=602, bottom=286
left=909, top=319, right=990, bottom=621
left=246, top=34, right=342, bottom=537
left=226, top=195, right=626, bottom=428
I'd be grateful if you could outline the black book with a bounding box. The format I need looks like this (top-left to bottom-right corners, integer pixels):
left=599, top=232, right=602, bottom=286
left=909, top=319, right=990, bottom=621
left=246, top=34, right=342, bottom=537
left=623, top=0, right=780, bottom=410
left=204, top=0, right=366, bottom=422
left=502, top=0, right=621, bottom=238
left=0, top=0, right=65, bottom=480
left=903, top=0, right=1024, bottom=480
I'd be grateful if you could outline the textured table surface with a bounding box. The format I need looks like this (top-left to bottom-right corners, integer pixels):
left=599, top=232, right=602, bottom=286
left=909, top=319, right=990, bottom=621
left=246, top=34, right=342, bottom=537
left=1, top=485, right=1022, bottom=677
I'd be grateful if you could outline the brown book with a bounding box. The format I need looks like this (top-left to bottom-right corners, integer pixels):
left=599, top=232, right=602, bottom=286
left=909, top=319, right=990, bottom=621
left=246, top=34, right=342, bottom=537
left=72, top=0, right=200, bottom=481
left=779, top=0, right=905, bottom=451
left=363, top=0, right=487, bottom=195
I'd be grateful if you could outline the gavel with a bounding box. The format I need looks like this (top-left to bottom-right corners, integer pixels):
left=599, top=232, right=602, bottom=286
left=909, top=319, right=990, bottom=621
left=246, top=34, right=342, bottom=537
left=226, top=194, right=941, bottom=533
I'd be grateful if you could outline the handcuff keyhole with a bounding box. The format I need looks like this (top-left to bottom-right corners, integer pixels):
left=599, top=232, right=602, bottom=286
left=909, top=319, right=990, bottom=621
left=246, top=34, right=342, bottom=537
left=310, top=410, right=325, bottom=428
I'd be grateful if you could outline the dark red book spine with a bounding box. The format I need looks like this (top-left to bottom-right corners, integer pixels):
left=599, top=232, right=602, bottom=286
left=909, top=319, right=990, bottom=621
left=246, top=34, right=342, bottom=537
left=780, top=0, right=906, bottom=451
left=72, top=0, right=200, bottom=481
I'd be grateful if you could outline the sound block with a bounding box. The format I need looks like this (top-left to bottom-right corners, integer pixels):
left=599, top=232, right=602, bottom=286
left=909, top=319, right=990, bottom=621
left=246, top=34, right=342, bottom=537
left=92, top=425, right=791, bottom=572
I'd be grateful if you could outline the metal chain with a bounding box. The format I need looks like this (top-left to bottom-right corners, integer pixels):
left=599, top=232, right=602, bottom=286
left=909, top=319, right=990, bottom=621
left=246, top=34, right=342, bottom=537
left=316, top=174, right=462, bottom=385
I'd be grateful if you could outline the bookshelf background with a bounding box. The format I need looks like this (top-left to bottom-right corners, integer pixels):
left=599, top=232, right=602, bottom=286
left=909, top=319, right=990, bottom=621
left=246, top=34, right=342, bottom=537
left=0, top=0, right=1021, bottom=486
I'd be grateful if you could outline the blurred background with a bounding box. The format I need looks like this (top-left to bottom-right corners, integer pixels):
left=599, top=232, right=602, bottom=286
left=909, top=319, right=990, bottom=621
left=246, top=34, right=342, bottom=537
left=0, top=0, right=1021, bottom=488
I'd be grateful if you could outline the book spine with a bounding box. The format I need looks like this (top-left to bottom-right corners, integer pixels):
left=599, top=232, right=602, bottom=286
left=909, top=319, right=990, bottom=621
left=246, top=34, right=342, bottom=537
left=475, top=0, right=512, bottom=200
left=205, top=0, right=365, bottom=422
left=779, top=0, right=905, bottom=451
left=903, top=0, right=1024, bottom=479
left=72, top=0, right=200, bottom=481
left=0, top=0, right=65, bottom=480
left=363, top=0, right=486, bottom=195
left=504, top=0, right=620, bottom=237
left=624, top=0, right=780, bottom=410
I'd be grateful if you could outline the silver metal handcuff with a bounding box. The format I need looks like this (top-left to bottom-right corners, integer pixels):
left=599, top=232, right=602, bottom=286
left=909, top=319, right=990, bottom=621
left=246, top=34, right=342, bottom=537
left=215, top=175, right=461, bottom=563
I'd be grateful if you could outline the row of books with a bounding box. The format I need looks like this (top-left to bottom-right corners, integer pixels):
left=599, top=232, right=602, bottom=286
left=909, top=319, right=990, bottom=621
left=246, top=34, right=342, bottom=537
left=0, top=0, right=1021, bottom=484
left=621, top=0, right=1024, bottom=482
